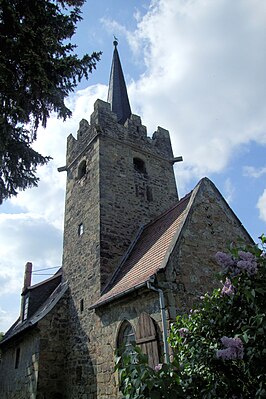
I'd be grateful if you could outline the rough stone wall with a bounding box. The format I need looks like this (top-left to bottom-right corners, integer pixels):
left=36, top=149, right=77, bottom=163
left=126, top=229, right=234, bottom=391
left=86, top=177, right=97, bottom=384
left=36, top=293, right=69, bottom=399
left=0, top=294, right=69, bottom=399
left=95, top=289, right=162, bottom=399
left=162, top=178, right=253, bottom=319
left=62, top=298, right=98, bottom=399
left=0, top=328, right=40, bottom=399
left=60, top=99, right=178, bottom=398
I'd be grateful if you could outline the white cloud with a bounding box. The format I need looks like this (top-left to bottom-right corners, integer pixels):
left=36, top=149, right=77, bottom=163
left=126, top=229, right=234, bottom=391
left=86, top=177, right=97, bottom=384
left=0, top=84, right=107, bottom=332
left=8, top=84, right=108, bottom=231
left=257, top=189, right=266, bottom=222
left=0, top=214, right=62, bottom=293
left=0, top=307, right=18, bottom=334
left=243, top=166, right=266, bottom=179
left=123, top=0, right=266, bottom=182
left=223, top=178, right=235, bottom=204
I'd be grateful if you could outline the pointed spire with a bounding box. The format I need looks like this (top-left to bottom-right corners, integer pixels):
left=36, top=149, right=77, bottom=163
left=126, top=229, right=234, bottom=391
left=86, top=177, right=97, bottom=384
left=107, top=39, right=132, bottom=124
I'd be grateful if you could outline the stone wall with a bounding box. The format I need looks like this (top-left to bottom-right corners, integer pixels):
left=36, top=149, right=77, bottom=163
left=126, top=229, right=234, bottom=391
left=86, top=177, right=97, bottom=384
left=162, top=178, right=253, bottom=319
left=0, top=328, right=40, bottom=399
left=0, top=293, right=69, bottom=399
left=95, top=288, right=162, bottom=399
left=37, top=293, right=69, bottom=399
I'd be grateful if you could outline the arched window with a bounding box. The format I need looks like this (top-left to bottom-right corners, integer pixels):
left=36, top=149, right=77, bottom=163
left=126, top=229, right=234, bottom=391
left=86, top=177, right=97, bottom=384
left=78, top=160, right=86, bottom=179
left=117, top=320, right=136, bottom=355
left=133, top=157, right=146, bottom=175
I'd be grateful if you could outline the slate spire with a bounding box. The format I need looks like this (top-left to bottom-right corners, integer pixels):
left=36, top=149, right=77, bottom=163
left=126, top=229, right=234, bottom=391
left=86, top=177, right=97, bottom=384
left=107, top=39, right=132, bottom=124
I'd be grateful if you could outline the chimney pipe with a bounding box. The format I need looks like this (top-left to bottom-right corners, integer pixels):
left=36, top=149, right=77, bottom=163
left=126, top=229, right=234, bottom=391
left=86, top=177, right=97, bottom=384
left=23, top=262, right=32, bottom=292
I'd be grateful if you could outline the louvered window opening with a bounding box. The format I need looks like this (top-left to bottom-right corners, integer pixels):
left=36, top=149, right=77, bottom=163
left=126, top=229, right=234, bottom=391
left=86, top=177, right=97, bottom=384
left=23, top=297, right=29, bottom=321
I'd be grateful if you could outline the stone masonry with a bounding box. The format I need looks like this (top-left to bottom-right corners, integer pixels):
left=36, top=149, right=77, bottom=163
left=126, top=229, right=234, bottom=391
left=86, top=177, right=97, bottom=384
left=61, top=98, right=179, bottom=398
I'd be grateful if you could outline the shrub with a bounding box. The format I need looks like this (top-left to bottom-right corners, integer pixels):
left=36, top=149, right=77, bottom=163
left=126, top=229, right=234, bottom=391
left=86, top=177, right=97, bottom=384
left=116, top=235, right=266, bottom=398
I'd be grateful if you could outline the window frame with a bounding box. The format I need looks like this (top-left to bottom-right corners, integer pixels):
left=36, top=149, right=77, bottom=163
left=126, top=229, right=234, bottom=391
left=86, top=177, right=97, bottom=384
left=116, top=320, right=136, bottom=356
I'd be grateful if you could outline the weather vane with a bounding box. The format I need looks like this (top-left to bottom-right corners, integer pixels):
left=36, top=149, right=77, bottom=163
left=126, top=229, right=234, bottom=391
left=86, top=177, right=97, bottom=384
left=113, top=35, right=118, bottom=47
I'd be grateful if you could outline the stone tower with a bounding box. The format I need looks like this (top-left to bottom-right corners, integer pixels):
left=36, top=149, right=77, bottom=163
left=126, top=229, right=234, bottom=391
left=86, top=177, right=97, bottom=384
left=62, top=40, right=179, bottom=303
left=60, top=41, right=179, bottom=396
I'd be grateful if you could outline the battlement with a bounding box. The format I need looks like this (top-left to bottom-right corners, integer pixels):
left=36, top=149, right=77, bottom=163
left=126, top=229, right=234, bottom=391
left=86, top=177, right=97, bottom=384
left=66, top=99, right=174, bottom=165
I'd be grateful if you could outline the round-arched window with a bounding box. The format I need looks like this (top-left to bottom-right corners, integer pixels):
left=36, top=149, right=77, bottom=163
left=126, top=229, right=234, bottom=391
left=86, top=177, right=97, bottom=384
left=117, top=320, right=136, bottom=355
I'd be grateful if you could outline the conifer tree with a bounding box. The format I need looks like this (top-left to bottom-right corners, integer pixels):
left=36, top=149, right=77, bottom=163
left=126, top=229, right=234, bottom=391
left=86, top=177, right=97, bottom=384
left=0, top=0, right=101, bottom=203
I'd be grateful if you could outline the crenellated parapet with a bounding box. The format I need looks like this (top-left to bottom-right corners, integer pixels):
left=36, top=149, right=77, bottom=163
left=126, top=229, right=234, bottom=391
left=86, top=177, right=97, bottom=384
left=66, top=99, right=175, bottom=167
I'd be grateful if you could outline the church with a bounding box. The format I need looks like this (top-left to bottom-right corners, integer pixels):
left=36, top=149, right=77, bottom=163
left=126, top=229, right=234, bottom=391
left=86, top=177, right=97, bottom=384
left=0, top=41, right=252, bottom=399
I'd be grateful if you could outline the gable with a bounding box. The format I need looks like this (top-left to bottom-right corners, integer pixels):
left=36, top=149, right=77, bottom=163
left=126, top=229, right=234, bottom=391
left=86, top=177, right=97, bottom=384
left=91, top=193, right=192, bottom=308
left=91, top=177, right=252, bottom=309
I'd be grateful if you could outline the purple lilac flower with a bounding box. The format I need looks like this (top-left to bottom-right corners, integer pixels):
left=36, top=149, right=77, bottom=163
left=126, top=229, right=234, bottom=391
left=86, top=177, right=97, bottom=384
left=179, top=327, right=189, bottom=337
left=216, top=336, right=244, bottom=360
left=155, top=363, right=162, bottom=372
left=221, top=277, right=235, bottom=296
left=215, top=252, right=235, bottom=270
left=237, top=251, right=257, bottom=275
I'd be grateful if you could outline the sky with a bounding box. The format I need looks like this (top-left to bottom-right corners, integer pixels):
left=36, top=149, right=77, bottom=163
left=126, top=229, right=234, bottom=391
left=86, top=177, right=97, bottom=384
left=0, top=0, right=266, bottom=332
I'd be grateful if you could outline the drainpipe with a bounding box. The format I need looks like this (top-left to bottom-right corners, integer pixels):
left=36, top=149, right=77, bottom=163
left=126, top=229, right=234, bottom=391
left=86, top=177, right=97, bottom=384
left=147, top=280, right=170, bottom=364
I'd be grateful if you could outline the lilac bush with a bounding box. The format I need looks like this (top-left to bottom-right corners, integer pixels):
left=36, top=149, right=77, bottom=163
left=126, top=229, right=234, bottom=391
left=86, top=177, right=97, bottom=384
left=221, top=277, right=235, bottom=296
left=116, top=235, right=266, bottom=399
left=169, top=236, right=266, bottom=398
left=216, top=337, right=244, bottom=360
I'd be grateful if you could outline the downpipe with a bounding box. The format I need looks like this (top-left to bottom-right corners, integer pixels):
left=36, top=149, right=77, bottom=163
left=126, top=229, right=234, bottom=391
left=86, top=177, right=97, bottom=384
left=147, top=280, right=170, bottom=364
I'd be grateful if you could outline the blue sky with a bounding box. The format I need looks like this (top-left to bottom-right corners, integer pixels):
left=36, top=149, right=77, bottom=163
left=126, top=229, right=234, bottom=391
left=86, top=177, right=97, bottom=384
left=0, top=0, right=266, bottom=332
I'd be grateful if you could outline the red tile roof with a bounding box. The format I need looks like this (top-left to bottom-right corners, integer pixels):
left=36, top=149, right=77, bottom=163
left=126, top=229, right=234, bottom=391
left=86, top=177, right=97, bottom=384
left=92, top=193, right=192, bottom=308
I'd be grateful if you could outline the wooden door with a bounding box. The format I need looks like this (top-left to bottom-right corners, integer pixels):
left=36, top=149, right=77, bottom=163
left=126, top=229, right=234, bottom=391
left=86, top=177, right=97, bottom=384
left=135, top=312, right=159, bottom=369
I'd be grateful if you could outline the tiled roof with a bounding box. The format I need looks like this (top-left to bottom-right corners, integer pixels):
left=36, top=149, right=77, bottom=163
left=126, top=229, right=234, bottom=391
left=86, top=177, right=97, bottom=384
left=92, top=192, right=193, bottom=308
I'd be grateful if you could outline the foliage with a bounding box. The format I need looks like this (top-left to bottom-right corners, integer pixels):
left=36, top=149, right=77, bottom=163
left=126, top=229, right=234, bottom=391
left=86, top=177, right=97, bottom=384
left=115, top=346, right=183, bottom=399
left=116, top=235, right=266, bottom=398
left=0, top=0, right=101, bottom=202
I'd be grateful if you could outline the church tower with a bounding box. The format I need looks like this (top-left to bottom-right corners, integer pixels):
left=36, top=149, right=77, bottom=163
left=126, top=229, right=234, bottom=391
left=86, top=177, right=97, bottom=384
left=61, top=40, right=179, bottom=309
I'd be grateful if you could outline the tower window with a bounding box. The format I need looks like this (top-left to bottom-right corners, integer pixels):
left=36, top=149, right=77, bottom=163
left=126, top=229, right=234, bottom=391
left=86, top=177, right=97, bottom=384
left=133, top=157, right=146, bottom=175
left=80, top=299, right=84, bottom=313
left=78, top=160, right=86, bottom=179
left=15, top=347, right=21, bottom=369
left=78, top=223, right=84, bottom=236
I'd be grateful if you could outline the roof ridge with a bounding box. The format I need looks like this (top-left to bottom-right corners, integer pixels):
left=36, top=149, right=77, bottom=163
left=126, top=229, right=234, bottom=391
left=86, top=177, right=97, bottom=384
left=143, top=191, right=193, bottom=229
left=25, top=268, right=62, bottom=291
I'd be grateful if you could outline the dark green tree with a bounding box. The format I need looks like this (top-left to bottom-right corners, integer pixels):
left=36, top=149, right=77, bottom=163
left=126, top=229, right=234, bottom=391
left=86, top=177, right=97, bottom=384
left=0, top=0, right=101, bottom=203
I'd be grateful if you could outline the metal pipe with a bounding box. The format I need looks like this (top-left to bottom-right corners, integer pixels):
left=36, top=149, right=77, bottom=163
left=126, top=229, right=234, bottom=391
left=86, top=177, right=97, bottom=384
left=147, top=281, right=170, bottom=364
